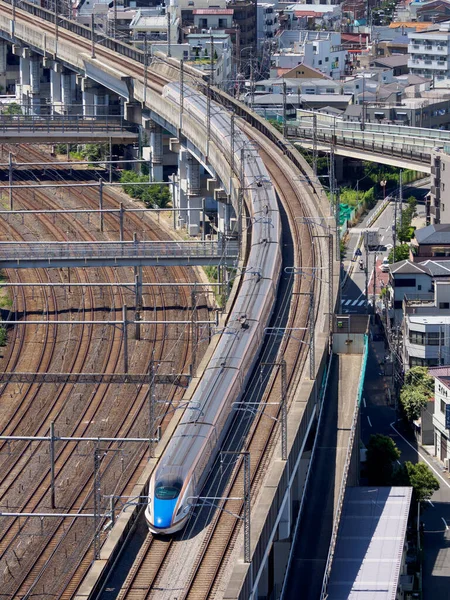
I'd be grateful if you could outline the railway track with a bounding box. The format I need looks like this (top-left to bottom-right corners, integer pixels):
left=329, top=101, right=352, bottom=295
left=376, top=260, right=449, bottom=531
left=0, top=145, right=211, bottom=598
left=0, top=6, right=333, bottom=596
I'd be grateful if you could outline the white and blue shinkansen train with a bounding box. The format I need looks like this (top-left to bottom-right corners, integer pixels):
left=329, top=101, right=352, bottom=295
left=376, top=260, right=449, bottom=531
left=145, top=83, right=282, bottom=534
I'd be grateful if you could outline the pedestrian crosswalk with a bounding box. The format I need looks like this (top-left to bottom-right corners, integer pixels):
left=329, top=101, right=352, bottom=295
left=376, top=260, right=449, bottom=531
left=343, top=299, right=366, bottom=307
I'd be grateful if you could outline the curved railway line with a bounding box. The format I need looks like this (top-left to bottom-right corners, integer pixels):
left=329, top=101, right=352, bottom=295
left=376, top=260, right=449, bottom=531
left=0, top=3, right=335, bottom=597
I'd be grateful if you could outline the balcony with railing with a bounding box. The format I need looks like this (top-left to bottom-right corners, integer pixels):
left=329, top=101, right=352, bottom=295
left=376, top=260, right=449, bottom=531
left=408, top=57, right=449, bottom=69
left=408, top=43, right=448, bottom=55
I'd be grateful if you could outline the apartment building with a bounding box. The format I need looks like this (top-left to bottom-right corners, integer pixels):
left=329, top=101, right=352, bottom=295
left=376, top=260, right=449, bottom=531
left=403, top=281, right=450, bottom=368
left=430, top=149, right=450, bottom=224
left=408, top=22, right=450, bottom=82
left=430, top=366, right=450, bottom=463
left=271, top=30, right=348, bottom=80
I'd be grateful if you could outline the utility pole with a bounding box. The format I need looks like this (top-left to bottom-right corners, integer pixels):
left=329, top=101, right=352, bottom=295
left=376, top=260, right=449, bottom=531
left=282, top=80, right=287, bottom=138
left=365, top=233, right=369, bottom=314
left=91, top=14, right=96, bottom=59
left=179, top=58, right=184, bottom=132
left=393, top=184, right=398, bottom=263
left=8, top=152, right=13, bottom=210
left=206, top=79, right=211, bottom=158
left=250, top=55, right=255, bottom=110
left=372, top=252, right=377, bottom=313
left=210, top=33, right=214, bottom=87
left=330, top=146, right=339, bottom=256
left=399, top=170, right=403, bottom=230
left=167, top=5, right=172, bottom=58
left=143, top=36, right=148, bottom=106
left=312, top=113, right=318, bottom=178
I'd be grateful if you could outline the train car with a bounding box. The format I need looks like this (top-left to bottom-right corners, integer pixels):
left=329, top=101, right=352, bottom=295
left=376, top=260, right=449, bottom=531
left=145, top=84, right=282, bottom=534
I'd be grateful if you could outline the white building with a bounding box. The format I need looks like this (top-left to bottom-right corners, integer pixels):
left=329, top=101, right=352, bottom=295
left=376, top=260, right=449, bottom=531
left=152, top=33, right=233, bottom=84
left=271, top=30, right=348, bottom=79
left=408, top=22, right=450, bottom=83
left=403, top=281, right=450, bottom=368
left=257, top=3, right=277, bottom=49
left=430, top=366, right=450, bottom=463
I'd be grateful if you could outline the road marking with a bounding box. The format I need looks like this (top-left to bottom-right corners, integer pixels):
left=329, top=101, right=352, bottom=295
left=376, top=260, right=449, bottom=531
left=358, top=300, right=365, bottom=306
left=344, top=300, right=352, bottom=306
left=397, top=460, right=401, bottom=466
left=427, top=499, right=435, bottom=508
left=363, top=397, right=367, bottom=408
left=351, top=300, right=359, bottom=306
left=367, top=416, right=372, bottom=427
left=390, top=421, right=450, bottom=490
left=442, top=517, right=448, bottom=531
left=381, top=236, right=385, bottom=242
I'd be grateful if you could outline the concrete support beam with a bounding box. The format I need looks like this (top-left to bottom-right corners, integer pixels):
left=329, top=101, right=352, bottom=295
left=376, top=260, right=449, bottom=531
left=186, top=152, right=201, bottom=196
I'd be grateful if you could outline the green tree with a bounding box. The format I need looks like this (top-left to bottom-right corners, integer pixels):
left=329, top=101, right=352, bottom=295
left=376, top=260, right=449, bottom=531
left=388, top=244, right=410, bottom=263
left=400, top=366, right=434, bottom=420
left=3, top=103, right=22, bottom=116
left=366, top=434, right=401, bottom=485
left=400, top=462, right=439, bottom=502
left=0, top=326, right=6, bottom=347
left=80, top=143, right=108, bottom=162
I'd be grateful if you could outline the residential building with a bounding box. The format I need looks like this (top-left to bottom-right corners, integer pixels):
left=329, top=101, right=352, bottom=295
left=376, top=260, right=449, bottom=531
left=430, top=148, right=450, bottom=224
left=370, top=55, right=409, bottom=76
left=257, top=3, right=277, bottom=49
left=271, top=30, right=349, bottom=80
left=152, top=33, right=233, bottom=84
left=403, top=281, right=450, bottom=367
left=408, top=22, right=450, bottom=83
left=192, top=8, right=234, bottom=31
left=254, top=77, right=342, bottom=95
left=389, top=260, right=434, bottom=309
left=358, top=93, right=450, bottom=128
left=412, top=223, right=450, bottom=261
left=430, top=366, right=450, bottom=462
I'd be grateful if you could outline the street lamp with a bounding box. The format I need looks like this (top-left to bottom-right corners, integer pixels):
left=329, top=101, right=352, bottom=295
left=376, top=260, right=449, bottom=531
left=380, top=179, right=387, bottom=200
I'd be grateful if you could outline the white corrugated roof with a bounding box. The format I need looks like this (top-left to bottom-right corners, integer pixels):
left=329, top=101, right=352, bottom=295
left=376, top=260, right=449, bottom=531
left=326, top=487, right=412, bottom=600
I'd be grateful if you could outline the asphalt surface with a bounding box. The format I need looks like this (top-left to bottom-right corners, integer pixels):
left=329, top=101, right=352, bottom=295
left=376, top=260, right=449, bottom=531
left=339, top=178, right=450, bottom=599
left=361, top=330, right=450, bottom=600
left=341, top=180, right=429, bottom=315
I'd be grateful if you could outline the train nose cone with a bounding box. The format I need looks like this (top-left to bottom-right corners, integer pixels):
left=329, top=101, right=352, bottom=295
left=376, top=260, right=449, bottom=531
left=153, top=497, right=178, bottom=529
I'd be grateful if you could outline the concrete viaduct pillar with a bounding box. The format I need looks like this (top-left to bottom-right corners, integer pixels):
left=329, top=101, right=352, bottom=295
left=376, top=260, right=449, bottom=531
left=149, top=121, right=164, bottom=182
left=29, top=53, right=41, bottom=115
left=61, top=70, right=75, bottom=114
left=50, top=63, right=62, bottom=113
left=186, top=153, right=203, bottom=236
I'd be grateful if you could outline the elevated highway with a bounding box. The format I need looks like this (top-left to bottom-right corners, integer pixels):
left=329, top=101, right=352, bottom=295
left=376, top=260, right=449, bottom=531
left=0, top=3, right=340, bottom=599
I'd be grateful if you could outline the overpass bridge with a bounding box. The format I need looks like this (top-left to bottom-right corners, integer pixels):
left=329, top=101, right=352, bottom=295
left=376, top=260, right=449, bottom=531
left=286, top=111, right=450, bottom=173
left=0, top=239, right=239, bottom=268
left=0, top=114, right=139, bottom=143
left=0, top=4, right=342, bottom=600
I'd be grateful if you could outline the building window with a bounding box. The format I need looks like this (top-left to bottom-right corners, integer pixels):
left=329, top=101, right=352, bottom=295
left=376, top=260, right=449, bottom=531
left=325, top=57, right=329, bottom=62
left=439, top=302, right=450, bottom=309
left=396, top=278, right=416, bottom=287
left=428, top=331, right=445, bottom=345
left=441, top=399, right=447, bottom=414
left=409, top=330, right=425, bottom=345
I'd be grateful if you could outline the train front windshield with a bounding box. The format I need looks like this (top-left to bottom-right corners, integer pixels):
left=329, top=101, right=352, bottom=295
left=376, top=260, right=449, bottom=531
left=155, top=481, right=182, bottom=500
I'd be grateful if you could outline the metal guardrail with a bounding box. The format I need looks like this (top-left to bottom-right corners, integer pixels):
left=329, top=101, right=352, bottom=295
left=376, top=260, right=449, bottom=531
left=320, top=336, right=369, bottom=599
left=0, top=240, right=238, bottom=261
left=288, top=126, right=433, bottom=164
left=295, top=109, right=450, bottom=144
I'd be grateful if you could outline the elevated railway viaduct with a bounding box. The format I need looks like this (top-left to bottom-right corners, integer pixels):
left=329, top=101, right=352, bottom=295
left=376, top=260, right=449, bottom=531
left=0, top=3, right=343, bottom=598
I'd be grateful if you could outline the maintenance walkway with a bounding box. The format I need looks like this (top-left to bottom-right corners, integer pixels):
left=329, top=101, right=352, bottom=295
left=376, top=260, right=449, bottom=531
left=0, top=239, right=239, bottom=268
left=284, top=317, right=368, bottom=600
